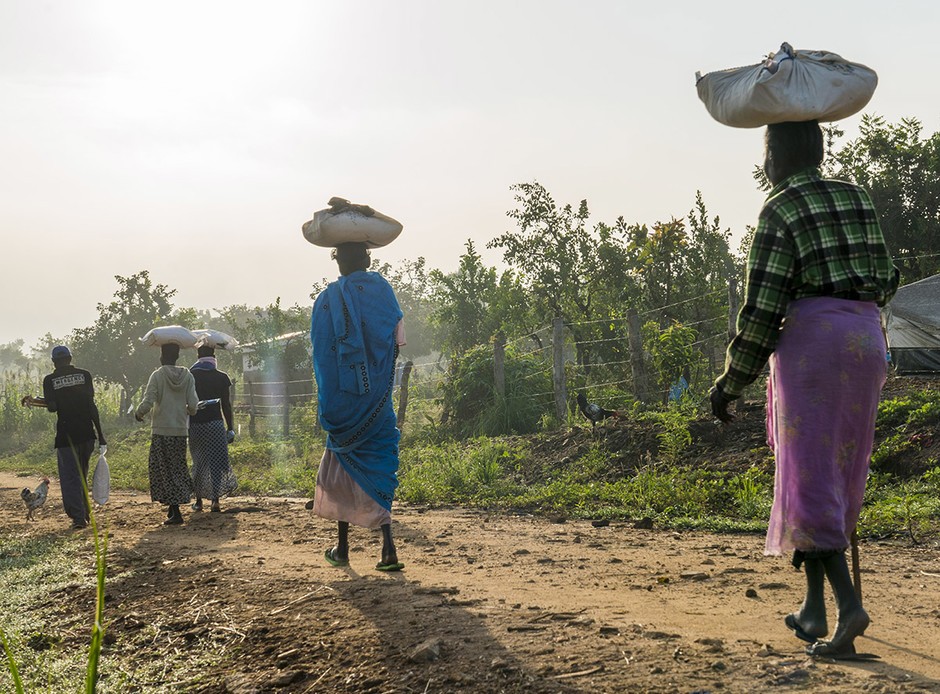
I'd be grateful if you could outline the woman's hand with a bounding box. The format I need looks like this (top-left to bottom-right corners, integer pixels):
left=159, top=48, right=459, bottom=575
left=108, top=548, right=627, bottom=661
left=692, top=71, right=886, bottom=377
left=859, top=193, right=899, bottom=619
left=709, top=387, right=736, bottom=423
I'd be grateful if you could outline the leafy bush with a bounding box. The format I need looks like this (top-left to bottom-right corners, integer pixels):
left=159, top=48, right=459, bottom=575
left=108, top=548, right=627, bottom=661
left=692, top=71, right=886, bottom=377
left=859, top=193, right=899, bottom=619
left=439, top=344, right=552, bottom=436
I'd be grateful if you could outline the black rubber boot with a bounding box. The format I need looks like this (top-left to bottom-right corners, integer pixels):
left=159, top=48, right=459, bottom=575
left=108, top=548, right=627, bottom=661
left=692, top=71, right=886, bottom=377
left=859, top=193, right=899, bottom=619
left=807, top=551, right=869, bottom=656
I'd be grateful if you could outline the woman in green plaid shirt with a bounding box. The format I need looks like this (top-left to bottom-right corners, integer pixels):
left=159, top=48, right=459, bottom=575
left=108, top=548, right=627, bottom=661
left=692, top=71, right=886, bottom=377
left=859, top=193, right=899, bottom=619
left=711, top=120, right=899, bottom=657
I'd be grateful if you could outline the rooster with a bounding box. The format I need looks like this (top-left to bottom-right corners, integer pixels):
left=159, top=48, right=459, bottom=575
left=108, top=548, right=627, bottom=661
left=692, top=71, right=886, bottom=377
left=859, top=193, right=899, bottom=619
left=576, top=392, right=622, bottom=431
left=21, top=477, right=50, bottom=521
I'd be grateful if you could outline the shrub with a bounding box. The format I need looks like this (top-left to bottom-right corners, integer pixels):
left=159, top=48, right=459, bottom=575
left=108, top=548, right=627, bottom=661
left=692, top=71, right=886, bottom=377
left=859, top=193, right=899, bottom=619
left=439, top=345, right=552, bottom=437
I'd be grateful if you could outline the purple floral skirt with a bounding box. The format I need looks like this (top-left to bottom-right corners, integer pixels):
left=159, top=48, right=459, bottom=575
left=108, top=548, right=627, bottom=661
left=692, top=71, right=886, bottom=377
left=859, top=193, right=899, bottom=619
left=764, top=297, right=886, bottom=555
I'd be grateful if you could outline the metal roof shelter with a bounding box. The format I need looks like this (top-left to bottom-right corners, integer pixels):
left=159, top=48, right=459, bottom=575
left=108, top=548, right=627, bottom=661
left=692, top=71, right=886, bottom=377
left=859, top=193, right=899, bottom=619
left=885, top=274, right=940, bottom=374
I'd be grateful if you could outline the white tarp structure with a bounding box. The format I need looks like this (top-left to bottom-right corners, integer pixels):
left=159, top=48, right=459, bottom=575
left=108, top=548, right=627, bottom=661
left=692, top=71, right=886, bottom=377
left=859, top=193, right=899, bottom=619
left=885, top=274, right=940, bottom=374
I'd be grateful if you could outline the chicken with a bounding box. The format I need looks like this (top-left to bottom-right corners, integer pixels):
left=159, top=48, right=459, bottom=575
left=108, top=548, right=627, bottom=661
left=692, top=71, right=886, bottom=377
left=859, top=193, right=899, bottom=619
left=21, top=477, right=50, bottom=521
left=576, top=392, right=622, bottom=431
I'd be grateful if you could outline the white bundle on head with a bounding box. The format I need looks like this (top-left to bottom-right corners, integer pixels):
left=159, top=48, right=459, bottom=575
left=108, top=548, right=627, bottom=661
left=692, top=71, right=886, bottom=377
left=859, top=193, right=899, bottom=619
left=696, top=43, right=877, bottom=128
left=192, top=329, right=238, bottom=350
left=302, top=197, right=403, bottom=249
left=140, top=325, right=198, bottom=348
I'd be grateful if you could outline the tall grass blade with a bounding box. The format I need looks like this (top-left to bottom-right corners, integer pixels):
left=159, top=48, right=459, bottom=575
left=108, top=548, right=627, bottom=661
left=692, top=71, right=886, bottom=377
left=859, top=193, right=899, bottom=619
left=74, top=445, right=107, bottom=694
left=0, top=627, right=26, bottom=694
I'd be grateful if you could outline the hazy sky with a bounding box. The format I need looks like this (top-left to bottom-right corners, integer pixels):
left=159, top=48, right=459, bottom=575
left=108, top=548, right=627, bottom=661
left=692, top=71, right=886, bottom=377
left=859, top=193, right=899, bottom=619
left=2, top=0, right=937, bottom=348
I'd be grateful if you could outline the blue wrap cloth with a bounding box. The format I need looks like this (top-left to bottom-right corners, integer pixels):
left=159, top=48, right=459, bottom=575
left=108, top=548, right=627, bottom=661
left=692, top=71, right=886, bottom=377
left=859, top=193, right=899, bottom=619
left=311, top=271, right=403, bottom=510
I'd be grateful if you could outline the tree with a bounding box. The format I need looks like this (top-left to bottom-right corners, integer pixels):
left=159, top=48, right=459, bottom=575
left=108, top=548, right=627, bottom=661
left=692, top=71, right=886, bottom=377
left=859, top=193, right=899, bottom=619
left=0, top=340, right=29, bottom=375
left=429, top=240, right=502, bottom=356
left=490, top=182, right=594, bottom=323
left=220, top=299, right=311, bottom=378
left=489, top=181, right=634, bottom=370
left=69, top=271, right=187, bottom=412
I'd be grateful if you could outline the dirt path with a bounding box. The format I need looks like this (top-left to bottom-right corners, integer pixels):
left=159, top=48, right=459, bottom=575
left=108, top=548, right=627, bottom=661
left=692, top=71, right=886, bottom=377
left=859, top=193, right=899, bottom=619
left=2, top=471, right=940, bottom=693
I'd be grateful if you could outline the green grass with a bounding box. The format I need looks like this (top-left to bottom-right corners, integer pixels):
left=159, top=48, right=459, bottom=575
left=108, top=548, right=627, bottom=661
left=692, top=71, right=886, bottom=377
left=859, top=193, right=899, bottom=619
left=3, top=418, right=938, bottom=541
left=3, top=395, right=939, bottom=690
left=3, top=395, right=939, bottom=543
left=0, top=533, right=96, bottom=692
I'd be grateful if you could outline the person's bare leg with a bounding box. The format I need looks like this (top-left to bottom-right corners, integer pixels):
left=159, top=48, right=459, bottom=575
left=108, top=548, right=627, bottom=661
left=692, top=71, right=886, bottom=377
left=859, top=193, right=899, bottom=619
left=325, top=521, right=349, bottom=565
left=786, top=556, right=828, bottom=640
left=164, top=504, right=183, bottom=525
left=210, top=498, right=221, bottom=512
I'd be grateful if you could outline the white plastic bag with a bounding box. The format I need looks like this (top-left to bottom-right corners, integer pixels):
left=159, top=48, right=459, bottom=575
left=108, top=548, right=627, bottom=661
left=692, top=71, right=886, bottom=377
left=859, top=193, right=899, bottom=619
left=302, top=198, right=403, bottom=249
left=192, top=328, right=238, bottom=350
left=140, top=325, right=198, bottom=348
left=696, top=43, right=878, bottom=128
left=92, top=452, right=110, bottom=505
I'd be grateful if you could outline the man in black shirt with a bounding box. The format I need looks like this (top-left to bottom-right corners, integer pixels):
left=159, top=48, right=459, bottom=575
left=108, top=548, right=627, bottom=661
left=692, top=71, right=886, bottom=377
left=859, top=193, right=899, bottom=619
left=29, top=345, right=107, bottom=529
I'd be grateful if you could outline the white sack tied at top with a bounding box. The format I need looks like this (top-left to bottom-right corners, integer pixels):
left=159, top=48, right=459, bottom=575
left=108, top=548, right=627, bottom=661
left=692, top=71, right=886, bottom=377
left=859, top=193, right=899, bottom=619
left=302, top=197, right=403, bottom=249
left=696, top=42, right=877, bottom=128
left=192, top=329, right=238, bottom=350
left=140, top=325, right=198, bottom=348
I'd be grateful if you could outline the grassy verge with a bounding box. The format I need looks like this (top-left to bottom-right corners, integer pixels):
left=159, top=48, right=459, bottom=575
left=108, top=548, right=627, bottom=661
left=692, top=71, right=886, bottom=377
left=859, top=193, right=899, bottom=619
left=0, top=410, right=940, bottom=541
left=0, top=530, right=231, bottom=693
left=0, top=533, right=96, bottom=692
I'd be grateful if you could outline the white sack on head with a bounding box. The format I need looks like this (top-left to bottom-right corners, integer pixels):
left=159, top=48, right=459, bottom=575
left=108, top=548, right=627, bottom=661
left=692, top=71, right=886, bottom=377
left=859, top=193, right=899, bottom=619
left=696, top=43, right=877, bottom=128
left=192, top=329, right=239, bottom=350
left=302, top=197, right=403, bottom=249
left=140, top=325, right=198, bottom=348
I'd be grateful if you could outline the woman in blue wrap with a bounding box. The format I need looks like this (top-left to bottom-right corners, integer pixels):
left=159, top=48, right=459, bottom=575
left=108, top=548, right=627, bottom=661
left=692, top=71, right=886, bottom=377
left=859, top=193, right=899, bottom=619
left=311, top=242, right=407, bottom=571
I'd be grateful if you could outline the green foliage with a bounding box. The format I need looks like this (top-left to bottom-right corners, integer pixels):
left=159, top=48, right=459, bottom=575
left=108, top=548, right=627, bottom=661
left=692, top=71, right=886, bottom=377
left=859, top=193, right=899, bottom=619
left=0, top=373, right=50, bottom=452
left=872, top=390, right=940, bottom=471
left=429, top=240, right=504, bottom=357
left=220, top=298, right=311, bottom=379
left=0, top=340, right=31, bottom=375
left=440, top=344, right=552, bottom=436
left=0, top=627, right=24, bottom=694
left=70, top=271, right=189, bottom=408
left=398, top=438, right=528, bottom=504
left=0, top=526, right=105, bottom=692
left=644, top=405, right=693, bottom=463
left=860, top=468, right=940, bottom=542
left=728, top=467, right=773, bottom=519
left=643, top=321, right=699, bottom=398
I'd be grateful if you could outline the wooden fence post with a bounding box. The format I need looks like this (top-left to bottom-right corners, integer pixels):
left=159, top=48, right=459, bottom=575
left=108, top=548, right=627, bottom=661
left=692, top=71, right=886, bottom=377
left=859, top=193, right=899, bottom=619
left=493, top=332, right=506, bottom=399
left=246, top=379, right=256, bottom=437
left=552, top=317, right=567, bottom=422
left=628, top=308, right=650, bottom=404
left=396, top=361, right=414, bottom=428
left=282, top=376, right=291, bottom=437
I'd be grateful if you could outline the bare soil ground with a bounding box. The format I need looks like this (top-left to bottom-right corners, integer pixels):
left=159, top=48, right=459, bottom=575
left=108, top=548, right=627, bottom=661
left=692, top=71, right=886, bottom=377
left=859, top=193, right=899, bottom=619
left=2, top=470, right=940, bottom=694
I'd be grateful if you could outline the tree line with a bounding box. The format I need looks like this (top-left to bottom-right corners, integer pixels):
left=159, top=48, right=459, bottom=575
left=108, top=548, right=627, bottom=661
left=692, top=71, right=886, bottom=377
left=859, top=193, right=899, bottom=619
left=2, top=116, right=938, bottom=428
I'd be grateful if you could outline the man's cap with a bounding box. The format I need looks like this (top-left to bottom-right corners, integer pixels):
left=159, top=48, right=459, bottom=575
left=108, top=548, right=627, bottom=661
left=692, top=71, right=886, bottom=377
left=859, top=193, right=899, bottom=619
left=51, top=345, right=72, bottom=360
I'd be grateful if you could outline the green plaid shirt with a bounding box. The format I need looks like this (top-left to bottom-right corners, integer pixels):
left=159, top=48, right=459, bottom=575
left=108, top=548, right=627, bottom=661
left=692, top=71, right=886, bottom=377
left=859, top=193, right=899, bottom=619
left=716, top=168, right=899, bottom=399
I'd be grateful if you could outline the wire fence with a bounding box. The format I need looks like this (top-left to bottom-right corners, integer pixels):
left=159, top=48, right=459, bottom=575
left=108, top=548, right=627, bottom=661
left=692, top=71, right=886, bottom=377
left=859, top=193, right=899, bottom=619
left=228, top=290, right=738, bottom=437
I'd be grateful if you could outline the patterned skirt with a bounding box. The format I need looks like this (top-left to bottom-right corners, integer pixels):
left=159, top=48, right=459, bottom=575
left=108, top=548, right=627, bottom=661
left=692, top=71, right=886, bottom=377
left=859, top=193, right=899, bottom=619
left=764, top=297, right=886, bottom=555
left=149, top=435, right=193, bottom=505
left=189, top=420, right=238, bottom=500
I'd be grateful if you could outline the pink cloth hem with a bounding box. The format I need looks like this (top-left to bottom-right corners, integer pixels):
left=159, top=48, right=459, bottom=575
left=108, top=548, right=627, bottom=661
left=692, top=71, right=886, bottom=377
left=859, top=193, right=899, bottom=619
left=313, top=449, right=391, bottom=529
